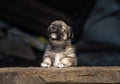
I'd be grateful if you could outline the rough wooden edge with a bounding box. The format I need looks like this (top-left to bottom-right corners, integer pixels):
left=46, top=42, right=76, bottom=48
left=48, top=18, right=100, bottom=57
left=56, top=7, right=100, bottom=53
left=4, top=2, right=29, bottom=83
left=0, top=67, right=120, bottom=84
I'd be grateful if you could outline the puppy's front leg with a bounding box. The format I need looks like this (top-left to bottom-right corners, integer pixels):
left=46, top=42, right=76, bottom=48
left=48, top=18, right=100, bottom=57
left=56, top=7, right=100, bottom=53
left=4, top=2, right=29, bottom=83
left=57, top=57, right=77, bottom=68
left=41, top=56, right=52, bottom=68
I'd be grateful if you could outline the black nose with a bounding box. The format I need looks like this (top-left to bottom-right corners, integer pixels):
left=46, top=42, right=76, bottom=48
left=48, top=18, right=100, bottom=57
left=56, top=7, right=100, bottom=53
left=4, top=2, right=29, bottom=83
left=51, top=27, right=57, bottom=32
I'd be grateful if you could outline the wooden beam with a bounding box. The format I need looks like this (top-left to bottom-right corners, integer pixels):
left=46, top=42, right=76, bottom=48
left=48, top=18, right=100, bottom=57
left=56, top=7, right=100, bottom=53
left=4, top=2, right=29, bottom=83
left=0, top=67, right=120, bottom=83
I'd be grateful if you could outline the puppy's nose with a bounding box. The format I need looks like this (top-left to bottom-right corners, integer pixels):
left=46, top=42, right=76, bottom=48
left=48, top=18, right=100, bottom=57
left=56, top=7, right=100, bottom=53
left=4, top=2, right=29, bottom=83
left=51, top=27, right=57, bottom=31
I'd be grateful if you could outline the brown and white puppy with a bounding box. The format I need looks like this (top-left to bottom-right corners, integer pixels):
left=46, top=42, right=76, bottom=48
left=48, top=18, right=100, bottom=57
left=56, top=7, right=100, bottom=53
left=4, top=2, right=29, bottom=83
left=41, top=20, right=77, bottom=68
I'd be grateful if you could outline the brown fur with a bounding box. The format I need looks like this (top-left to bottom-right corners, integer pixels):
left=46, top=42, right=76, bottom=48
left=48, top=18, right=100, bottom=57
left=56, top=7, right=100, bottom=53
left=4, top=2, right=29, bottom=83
left=41, top=20, right=77, bottom=68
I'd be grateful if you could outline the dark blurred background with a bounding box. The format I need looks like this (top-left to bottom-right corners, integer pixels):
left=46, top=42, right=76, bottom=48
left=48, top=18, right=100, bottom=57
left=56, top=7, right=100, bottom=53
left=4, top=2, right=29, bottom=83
left=0, top=0, right=120, bottom=67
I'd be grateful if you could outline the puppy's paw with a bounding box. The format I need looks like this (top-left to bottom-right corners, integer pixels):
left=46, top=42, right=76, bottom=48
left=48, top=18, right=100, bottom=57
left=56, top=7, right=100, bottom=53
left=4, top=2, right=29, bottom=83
left=41, top=63, right=51, bottom=68
left=56, top=63, right=66, bottom=68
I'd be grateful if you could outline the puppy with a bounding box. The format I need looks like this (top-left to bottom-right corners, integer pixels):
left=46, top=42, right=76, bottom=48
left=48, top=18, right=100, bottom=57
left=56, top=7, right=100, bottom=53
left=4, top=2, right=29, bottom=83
left=41, top=20, right=77, bottom=68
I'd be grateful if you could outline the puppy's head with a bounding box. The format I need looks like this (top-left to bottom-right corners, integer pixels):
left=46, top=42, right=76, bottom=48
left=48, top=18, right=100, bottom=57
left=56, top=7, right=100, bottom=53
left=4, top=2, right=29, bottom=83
left=47, top=20, right=73, bottom=41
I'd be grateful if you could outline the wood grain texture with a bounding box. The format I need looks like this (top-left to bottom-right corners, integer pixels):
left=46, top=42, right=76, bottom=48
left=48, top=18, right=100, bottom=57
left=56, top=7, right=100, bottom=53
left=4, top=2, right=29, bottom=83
left=0, top=67, right=120, bottom=84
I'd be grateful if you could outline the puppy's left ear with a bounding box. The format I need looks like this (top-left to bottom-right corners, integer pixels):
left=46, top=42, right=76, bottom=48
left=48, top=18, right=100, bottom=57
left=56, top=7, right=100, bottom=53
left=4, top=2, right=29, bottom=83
left=68, top=26, right=74, bottom=39
left=46, top=27, right=50, bottom=38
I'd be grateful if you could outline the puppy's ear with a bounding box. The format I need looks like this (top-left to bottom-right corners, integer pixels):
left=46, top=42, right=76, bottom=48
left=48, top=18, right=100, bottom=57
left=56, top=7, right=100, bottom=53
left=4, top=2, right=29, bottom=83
left=68, top=26, right=74, bottom=39
left=46, top=27, right=50, bottom=37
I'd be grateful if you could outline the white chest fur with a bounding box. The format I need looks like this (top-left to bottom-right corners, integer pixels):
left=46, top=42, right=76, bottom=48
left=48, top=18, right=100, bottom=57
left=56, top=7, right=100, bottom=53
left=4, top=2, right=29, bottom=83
left=53, top=53, right=63, bottom=66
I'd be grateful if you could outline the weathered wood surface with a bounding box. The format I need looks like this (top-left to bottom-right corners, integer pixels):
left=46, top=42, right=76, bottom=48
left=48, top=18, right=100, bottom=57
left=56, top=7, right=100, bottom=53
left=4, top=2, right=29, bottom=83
left=0, top=67, right=120, bottom=84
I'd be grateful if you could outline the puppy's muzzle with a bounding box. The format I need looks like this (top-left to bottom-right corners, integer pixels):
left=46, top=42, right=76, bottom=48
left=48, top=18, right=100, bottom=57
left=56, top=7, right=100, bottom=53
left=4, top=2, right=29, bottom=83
left=50, top=26, right=58, bottom=32
left=49, top=25, right=61, bottom=33
left=48, top=25, right=63, bottom=40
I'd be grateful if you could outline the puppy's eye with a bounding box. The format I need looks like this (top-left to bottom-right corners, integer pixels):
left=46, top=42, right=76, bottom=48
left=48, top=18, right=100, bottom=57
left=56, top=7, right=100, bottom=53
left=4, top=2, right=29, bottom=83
left=61, top=26, right=65, bottom=31
left=61, top=27, right=64, bottom=31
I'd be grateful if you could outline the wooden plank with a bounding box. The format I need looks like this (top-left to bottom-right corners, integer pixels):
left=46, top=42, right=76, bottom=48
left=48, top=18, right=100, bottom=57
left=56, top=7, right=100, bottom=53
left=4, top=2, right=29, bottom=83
left=0, top=67, right=120, bottom=83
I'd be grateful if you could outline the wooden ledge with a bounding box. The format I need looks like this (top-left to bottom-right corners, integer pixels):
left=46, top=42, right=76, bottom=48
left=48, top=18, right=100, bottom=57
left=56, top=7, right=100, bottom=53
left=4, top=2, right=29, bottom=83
left=0, top=67, right=120, bottom=84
